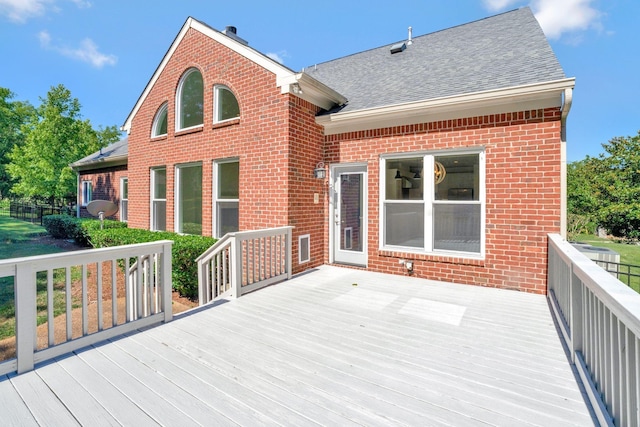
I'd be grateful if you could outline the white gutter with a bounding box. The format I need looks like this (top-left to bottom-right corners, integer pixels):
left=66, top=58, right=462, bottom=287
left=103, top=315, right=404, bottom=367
left=277, top=72, right=347, bottom=110
left=316, top=78, right=576, bottom=135
left=560, top=87, right=574, bottom=239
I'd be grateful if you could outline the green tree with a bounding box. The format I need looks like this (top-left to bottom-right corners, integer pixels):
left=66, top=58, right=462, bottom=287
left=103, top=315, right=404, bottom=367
left=7, top=85, right=120, bottom=205
left=0, top=88, right=34, bottom=198
left=570, top=132, right=640, bottom=239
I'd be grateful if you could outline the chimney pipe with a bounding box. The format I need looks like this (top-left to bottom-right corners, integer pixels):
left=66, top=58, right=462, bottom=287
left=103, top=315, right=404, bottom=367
left=407, top=26, right=413, bottom=45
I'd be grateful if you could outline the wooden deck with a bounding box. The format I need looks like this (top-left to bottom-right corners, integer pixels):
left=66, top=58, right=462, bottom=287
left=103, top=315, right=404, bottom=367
left=0, top=265, right=597, bottom=426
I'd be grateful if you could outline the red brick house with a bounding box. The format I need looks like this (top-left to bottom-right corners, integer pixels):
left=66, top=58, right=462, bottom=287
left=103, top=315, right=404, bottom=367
left=72, top=8, right=574, bottom=293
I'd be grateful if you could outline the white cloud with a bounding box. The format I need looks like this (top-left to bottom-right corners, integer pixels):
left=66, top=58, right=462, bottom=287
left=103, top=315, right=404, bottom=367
left=38, top=29, right=51, bottom=45
left=482, top=0, right=520, bottom=12
left=266, top=52, right=284, bottom=64
left=531, top=0, right=601, bottom=39
left=0, top=0, right=89, bottom=23
left=39, top=30, right=117, bottom=68
left=0, top=0, right=51, bottom=22
left=69, top=0, right=91, bottom=8
left=482, top=0, right=603, bottom=41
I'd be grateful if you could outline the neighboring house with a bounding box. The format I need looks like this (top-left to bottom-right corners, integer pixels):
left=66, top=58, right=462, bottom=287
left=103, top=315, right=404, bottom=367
left=73, top=8, right=574, bottom=293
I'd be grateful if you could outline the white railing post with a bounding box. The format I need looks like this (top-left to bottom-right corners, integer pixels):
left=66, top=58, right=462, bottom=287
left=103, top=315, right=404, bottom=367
left=570, top=265, right=583, bottom=364
left=161, top=241, right=173, bottom=323
left=15, top=262, right=36, bottom=374
left=231, top=237, right=241, bottom=298
left=285, top=227, right=292, bottom=280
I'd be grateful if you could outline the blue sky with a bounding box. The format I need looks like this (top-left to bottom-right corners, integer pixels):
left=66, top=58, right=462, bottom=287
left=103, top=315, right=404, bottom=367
left=0, top=0, right=637, bottom=162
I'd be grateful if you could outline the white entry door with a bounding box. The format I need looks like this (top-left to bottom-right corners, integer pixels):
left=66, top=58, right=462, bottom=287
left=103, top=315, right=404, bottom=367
left=332, top=165, right=367, bottom=266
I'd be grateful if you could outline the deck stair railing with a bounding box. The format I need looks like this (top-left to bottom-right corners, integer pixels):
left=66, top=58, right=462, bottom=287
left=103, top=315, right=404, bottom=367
left=197, top=226, right=293, bottom=305
left=547, top=233, right=640, bottom=427
left=0, top=240, right=172, bottom=376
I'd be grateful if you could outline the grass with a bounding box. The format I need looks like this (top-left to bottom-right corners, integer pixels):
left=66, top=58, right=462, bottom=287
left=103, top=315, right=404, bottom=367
left=573, top=234, right=640, bottom=292
left=0, top=216, right=80, bottom=341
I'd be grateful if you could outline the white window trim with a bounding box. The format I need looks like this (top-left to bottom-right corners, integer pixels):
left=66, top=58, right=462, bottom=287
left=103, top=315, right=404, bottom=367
left=379, top=149, right=486, bottom=259
left=151, top=103, right=168, bottom=137
left=175, top=68, right=204, bottom=132
left=174, top=162, right=203, bottom=235
left=212, top=158, right=239, bottom=239
left=213, top=84, right=240, bottom=124
left=81, top=181, right=92, bottom=207
left=120, top=177, right=128, bottom=222
left=150, top=167, right=166, bottom=231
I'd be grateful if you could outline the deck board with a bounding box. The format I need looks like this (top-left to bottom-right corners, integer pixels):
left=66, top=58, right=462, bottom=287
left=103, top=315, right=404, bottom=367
left=0, top=266, right=597, bottom=426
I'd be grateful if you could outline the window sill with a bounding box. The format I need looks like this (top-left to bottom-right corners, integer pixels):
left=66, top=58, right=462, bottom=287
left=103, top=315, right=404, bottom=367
left=175, top=125, right=204, bottom=137
left=212, top=118, right=240, bottom=129
left=378, top=248, right=485, bottom=266
left=150, top=135, right=167, bottom=142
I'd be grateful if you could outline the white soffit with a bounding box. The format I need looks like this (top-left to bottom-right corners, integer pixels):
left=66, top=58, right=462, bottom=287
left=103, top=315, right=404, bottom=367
left=316, top=78, right=576, bottom=135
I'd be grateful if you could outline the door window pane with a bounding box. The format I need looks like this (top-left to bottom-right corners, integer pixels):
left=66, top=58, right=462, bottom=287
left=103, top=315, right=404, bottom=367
left=340, top=174, right=363, bottom=252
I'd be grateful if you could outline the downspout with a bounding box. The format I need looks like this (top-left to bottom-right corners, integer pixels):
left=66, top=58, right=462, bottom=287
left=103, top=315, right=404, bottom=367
left=560, top=87, right=573, bottom=239
left=75, top=171, right=81, bottom=218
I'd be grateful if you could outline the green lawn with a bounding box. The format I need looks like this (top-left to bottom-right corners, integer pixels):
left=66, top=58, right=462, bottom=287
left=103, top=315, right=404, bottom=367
left=0, top=216, right=77, bottom=341
left=573, top=234, right=640, bottom=292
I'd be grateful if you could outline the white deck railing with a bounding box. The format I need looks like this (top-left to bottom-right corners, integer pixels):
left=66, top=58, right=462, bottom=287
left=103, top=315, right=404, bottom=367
left=197, top=227, right=293, bottom=305
left=547, top=233, right=640, bottom=427
left=0, top=240, right=172, bottom=375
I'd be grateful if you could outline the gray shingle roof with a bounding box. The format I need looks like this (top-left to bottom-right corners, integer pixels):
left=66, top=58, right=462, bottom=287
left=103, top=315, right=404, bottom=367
left=305, top=7, right=566, bottom=113
left=70, top=137, right=128, bottom=169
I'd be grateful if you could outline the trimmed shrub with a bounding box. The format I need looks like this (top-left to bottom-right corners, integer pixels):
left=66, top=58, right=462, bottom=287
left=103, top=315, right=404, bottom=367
left=76, top=219, right=128, bottom=247
left=89, top=227, right=216, bottom=299
left=42, top=215, right=80, bottom=239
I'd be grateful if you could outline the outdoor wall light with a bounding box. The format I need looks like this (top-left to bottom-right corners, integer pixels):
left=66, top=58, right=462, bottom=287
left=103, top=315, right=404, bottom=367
left=313, top=162, right=326, bottom=179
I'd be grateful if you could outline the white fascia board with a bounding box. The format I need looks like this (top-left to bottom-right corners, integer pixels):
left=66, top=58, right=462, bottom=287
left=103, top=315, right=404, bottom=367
left=122, top=17, right=300, bottom=132
left=317, top=78, right=576, bottom=135
left=278, top=73, right=348, bottom=110
left=70, top=155, right=128, bottom=172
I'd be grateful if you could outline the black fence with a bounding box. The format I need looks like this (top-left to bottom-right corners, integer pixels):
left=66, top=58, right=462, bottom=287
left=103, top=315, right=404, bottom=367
left=0, top=201, right=73, bottom=226
left=594, top=259, right=640, bottom=293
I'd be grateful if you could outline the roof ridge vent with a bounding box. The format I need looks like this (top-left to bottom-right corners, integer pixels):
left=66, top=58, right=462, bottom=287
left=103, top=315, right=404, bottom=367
left=390, top=41, right=406, bottom=54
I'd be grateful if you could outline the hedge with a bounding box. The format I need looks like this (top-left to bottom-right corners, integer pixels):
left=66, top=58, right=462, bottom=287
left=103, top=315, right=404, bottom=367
left=42, top=215, right=80, bottom=239
left=42, top=215, right=127, bottom=245
left=89, top=228, right=216, bottom=299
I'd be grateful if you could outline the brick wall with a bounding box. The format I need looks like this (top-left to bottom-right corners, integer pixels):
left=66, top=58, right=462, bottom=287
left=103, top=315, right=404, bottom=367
left=324, top=108, right=563, bottom=294
left=110, top=25, right=562, bottom=294
left=127, top=27, right=295, bottom=241
left=77, top=165, right=127, bottom=220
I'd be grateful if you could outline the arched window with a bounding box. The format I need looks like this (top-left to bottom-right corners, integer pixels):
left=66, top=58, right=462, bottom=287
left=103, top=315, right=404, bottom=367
left=214, top=85, right=240, bottom=123
left=151, top=102, right=168, bottom=137
left=176, top=68, right=204, bottom=130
